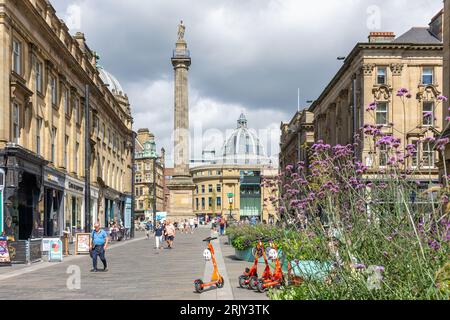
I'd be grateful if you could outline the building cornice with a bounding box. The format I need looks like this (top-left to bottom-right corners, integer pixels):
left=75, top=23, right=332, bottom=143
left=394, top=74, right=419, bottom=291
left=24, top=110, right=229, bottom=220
left=309, top=42, right=443, bottom=113
left=15, top=0, right=131, bottom=133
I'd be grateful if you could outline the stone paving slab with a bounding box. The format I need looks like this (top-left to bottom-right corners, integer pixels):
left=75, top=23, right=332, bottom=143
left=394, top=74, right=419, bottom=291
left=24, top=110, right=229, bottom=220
left=0, top=230, right=208, bottom=300
left=200, top=232, right=234, bottom=300
left=219, top=236, right=270, bottom=301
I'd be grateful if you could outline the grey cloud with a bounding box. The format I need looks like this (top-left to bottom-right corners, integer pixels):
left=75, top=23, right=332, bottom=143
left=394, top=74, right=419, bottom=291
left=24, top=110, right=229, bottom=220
left=52, top=0, right=443, bottom=165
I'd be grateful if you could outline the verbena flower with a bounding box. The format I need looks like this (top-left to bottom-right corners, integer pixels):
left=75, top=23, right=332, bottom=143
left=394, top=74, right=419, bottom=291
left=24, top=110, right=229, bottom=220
left=437, top=95, right=448, bottom=102
left=366, top=102, right=377, bottom=111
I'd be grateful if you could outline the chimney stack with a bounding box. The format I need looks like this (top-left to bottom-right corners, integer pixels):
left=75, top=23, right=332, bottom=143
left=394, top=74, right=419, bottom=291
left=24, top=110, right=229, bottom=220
left=368, top=32, right=396, bottom=43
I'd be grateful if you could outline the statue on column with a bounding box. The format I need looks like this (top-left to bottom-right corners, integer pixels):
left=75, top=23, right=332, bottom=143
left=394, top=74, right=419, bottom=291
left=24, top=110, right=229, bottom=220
left=178, top=20, right=185, bottom=40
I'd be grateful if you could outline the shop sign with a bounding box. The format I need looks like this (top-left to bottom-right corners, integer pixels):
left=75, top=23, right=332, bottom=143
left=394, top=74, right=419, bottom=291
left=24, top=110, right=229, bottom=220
left=48, top=239, right=63, bottom=262
left=156, top=212, right=167, bottom=221
left=44, top=169, right=65, bottom=189
left=68, top=182, right=84, bottom=193
left=0, top=239, right=11, bottom=266
left=75, top=233, right=91, bottom=255
left=124, top=197, right=132, bottom=229
left=42, top=238, right=61, bottom=254
left=47, top=174, right=60, bottom=184
left=9, top=241, right=28, bottom=264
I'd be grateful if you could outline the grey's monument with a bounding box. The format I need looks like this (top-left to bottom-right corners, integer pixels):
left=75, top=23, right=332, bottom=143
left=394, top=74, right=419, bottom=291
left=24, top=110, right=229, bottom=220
left=167, top=21, right=195, bottom=220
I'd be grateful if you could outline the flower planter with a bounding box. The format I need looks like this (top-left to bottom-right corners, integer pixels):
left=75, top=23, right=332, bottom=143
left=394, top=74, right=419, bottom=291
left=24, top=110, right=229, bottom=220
left=234, top=248, right=283, bottom=263
left=275, top=260, right=332, bottom=281
left=234, top=248, right=255, bottom=262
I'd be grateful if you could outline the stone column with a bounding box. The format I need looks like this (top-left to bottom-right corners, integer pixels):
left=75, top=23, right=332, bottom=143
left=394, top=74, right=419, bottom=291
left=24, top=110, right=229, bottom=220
left=167, top=30, right=195, bottom=221
left=172, top=39, right=191, bottom=177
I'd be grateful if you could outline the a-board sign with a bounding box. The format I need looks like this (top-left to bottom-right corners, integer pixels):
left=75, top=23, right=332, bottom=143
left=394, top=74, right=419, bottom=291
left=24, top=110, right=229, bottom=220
left=42, top=238, right=61, bottom=254
left=75, top=233, right=91, bottom=255
left=0, top=239, right=11, bottom=266
left=48, top=239, right=63, bottom=262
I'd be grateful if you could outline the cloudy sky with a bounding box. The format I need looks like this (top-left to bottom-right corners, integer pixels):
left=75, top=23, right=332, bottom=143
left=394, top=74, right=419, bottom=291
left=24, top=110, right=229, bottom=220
left=52, top=0, right=443, bottom=166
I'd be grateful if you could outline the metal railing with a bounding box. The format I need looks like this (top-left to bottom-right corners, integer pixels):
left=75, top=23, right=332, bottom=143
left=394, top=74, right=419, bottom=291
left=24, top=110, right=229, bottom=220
left=172, top=49, right=190, bottom=58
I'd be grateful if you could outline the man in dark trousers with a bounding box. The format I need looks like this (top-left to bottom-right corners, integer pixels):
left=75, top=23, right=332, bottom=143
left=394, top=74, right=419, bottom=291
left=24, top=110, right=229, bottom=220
left=90, top=223, right=109, bottom=272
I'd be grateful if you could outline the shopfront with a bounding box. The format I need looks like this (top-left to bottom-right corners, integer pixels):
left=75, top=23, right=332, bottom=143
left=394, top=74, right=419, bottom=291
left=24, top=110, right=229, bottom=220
left=0, top=146, right=47, bottom=241
left=104, top=188, right=120, bottom=226
left=43, top=167, right=65, bottom=237
left=239, top=170, right=262, bottom=220
left=64, top=176, right=85, bottom=234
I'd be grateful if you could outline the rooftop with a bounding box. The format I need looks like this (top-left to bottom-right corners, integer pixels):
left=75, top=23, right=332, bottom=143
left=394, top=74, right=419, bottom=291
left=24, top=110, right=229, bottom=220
left=393, top=27, right=441, bottom=44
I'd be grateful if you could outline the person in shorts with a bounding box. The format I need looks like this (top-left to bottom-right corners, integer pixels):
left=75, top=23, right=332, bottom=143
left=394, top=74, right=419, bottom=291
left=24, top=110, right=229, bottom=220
left=165, top=220, right=176, bottom=249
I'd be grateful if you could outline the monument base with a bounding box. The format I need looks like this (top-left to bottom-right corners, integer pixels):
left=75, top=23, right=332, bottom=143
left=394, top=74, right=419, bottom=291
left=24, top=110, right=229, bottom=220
left=167, top=176, right=195, bottom=222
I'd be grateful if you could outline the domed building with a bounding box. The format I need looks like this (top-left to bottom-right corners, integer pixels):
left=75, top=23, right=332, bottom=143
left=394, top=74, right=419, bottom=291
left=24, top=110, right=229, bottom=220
left=98, top=66, right=132, bottom=118
left=99, top=67, right=126, bottom=97
left=219, top=113, right=271, bottom=165
left=189, top=114, right=278, bottom=224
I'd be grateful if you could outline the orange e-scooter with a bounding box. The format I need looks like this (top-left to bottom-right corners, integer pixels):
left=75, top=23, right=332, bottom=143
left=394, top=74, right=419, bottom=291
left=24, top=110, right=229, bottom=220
left=239, top=237, right=273, bottom=290
left=194, top=237, right=225, bottom=293
left=256, top=238, right=284, bottom=292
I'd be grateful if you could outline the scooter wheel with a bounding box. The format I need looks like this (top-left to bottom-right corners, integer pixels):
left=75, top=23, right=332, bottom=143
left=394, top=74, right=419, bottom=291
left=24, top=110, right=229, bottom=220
left=194, top=279, right=204, bottom=293
left=248, top=276, right=259, bottom=290
left=216, top=276, right=225, bottom=288
left=256, top=280, right=266, bottom=293
left=239, top=275, right=248, bottom=289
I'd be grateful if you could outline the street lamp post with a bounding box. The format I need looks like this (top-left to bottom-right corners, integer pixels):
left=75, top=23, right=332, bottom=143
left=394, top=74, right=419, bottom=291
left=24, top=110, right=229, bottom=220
left=227, top=193, right=234, bottom=222
left=150, top=155, right=160, bottom=232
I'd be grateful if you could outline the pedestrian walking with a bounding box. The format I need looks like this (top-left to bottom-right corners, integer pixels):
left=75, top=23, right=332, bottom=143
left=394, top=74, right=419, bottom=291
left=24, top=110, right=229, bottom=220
left=165, top=220, right=176, bottom=249
left=184, top=219, right=189, bottom=234
left=154, top=221, right=164, bottom=250
left=145, top=219, right=153, bottom=239
left=219, top=218, right=226, bottom=236
left=90, top=223, right=109, bottom=272
left=189, top=217, right=195, bottom=234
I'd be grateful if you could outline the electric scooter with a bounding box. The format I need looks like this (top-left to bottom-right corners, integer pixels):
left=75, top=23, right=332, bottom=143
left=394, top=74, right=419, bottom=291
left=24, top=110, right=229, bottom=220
left=194, top=237, right=225, bottom=293
left=256, top=238, right=285, bottom=292
left=238, top=237, right=273, bottom=290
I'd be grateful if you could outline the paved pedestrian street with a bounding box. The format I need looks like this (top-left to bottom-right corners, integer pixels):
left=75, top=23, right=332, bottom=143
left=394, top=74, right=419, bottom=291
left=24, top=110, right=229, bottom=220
left=0, top=228, right=269, bottom=300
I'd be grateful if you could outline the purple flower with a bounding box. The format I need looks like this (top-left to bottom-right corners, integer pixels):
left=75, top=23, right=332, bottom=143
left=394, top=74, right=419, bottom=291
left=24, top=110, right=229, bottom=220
left=353, top=263, right=366, bottom=270
left=374, top=266, right=385, bottom=272
left=436, top=138, right=449, bottom=151
left=366, top=102, right=377, bottom=111
left=423, top=111, right=433, bottom=118
left=437, top=95, right=448, bottom=102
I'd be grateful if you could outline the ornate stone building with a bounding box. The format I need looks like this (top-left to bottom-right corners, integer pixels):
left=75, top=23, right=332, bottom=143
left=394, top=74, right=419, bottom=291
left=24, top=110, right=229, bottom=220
left=442, top=3, right=450, bottom=177
left=190, top=114, right=278, bottom=223
left=280, top=110, right=314, bottom=170
left=134, top=129, right=165, bottom=222
left=309, top=18, right=443, bottom=189
left=0, top=0, right=133, bottom=240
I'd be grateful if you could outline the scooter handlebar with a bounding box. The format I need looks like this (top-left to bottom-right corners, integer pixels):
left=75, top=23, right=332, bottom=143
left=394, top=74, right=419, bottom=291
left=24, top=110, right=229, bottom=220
left=203, top=237, right=218, bottom=242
